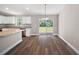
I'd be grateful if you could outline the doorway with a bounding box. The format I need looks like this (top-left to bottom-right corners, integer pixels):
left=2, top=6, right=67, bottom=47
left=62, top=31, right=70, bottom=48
left=39, top=17, right=53, bottom=34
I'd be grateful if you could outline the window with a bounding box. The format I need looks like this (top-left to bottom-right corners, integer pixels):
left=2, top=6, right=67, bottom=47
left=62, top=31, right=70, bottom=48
left=39, top=17, right=53, bottom=33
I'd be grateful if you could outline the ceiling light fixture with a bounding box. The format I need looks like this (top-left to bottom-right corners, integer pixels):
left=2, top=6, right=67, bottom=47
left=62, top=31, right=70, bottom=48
left=5, top=8, right=9, bottom=10
left=26, top=8, right=29, bottom=10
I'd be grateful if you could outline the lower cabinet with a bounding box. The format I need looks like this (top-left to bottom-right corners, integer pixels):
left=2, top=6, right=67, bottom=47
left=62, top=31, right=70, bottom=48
left=22, top=28, right=31, bottom=37
left=26, top=28, right=31, bottom=37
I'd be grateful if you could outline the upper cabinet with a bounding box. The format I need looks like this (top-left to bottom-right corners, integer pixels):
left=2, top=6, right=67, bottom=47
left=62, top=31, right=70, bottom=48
left=0, top=16, right=5, bottom=24
left=0, top=15, right=31, bottom=25
left=7, top=17, right=16, bottom=24
left=22, top=17, right=31, bottom=24
left=16, top=16, right=31, bottom=25
left=0, top=16, right=16, bottom=24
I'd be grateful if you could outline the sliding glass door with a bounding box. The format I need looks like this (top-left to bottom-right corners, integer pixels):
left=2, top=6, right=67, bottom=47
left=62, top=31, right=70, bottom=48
left=39, top=17, right=53, bottom=34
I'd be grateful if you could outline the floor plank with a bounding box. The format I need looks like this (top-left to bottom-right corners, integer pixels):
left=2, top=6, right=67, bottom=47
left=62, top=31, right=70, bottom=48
left=5, top=34, right=77, bottom=55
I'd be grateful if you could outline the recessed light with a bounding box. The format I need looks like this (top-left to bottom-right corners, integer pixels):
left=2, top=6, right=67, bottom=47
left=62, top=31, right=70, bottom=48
left=5, top=8, right=9, bottom=10
left=26, top=8, right=29, bottom=10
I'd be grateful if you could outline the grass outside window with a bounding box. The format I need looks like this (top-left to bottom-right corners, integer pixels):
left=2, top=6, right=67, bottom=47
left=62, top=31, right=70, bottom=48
left=39, top=27, right=53, bottom=33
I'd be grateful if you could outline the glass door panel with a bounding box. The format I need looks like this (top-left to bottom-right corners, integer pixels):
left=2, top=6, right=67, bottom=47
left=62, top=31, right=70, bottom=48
left=39, top=18, right=53, bottom=33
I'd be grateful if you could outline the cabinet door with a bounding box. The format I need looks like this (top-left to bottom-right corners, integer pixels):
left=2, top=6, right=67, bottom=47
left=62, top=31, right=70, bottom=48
left=2, top=17, right=16, bottom=24
left=22, top=17, right=31, bottom=24
left=9, top=17, right=16, bottom=24
left=4, top=17, right=10, bottom=24
left=0, top=16, right=6, bottom=24
left=0, top=17, right=11, bottom=24
left=26, top=28, right=31, bottom=37
left=0, top=16, right=4, bottom=23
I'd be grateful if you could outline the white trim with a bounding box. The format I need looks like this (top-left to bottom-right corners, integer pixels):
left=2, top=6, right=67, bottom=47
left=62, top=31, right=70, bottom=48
left=58, top=34, right=79, bottom=55
left=39, top=32, right=53, bottom=35
left=30, top=34, right=39, bottom=36
left=53, top=33, right=58, bottom=35
left=0, top=40, right=22, bottom=55
left=31, top=33, right=58, bottom=35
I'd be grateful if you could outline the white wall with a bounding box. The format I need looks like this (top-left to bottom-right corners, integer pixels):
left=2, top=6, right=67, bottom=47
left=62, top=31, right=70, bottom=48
left=31, top=15, right=58, bottom=35
left=31, top=16, right=39, bottom=34
left=59, top=5, right=79, bottom=52
left=48, top=15, right=58, bottom=34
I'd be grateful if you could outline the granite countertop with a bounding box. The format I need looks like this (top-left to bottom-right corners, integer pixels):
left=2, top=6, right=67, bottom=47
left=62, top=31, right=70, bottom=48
left=0, top=28, right=22, bottom=37
left=0, top=24, right=32, bottom=29
left=16, top=25, right=32, bottom=29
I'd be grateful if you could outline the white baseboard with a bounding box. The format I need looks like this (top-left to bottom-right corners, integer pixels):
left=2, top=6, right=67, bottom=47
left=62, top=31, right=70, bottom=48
left=53, top=33, right=58, bottom=35
left=58, top=34, right=79, bottom=55
left=0, top=39, right=22, bottom=55
left=31, top=34, right=39, bottom=36
left=31, top=33, right=58, bottom=36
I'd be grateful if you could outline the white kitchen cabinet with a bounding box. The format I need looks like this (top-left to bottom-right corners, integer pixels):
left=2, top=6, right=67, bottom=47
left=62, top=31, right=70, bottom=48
left=25, top=28, right=31, bottom=37
left=22, top=28, right=31, bottom=37
left=3, top=17, right=16, bottom=24
left=7, top=17, right=16, bottom=24
left=0, top=16, right=31, bottom=25
left=0, top=16, right=5, bottom=24
left=22, top=17, right=31, bottom=24
left=0, top=29, right=22, bottom=54
left=0, top=16, right=16, bottom=24
left=2, top=17, right=10, bottom=24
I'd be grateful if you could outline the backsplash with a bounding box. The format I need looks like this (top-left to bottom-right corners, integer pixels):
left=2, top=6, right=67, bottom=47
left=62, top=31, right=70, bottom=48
left=0, top=24, right=32, bottom=28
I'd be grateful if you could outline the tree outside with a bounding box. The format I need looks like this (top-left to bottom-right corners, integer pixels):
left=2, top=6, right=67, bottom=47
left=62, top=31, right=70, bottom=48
left=39, top=19, right=53, bottom=33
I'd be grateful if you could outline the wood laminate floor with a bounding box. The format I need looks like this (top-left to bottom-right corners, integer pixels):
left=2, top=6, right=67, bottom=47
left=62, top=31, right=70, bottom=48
left=6, top=34, right=77, bottom=55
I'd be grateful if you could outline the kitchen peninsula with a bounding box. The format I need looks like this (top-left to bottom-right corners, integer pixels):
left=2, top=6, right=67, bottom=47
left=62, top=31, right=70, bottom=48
left=0, top=28, right=22, bottom=54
